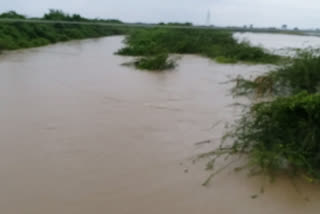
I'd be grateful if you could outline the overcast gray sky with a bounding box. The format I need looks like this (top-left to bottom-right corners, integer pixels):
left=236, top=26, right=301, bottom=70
left=1, top=0, right=319, bottom=28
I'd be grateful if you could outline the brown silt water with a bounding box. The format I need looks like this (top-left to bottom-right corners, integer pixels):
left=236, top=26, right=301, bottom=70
left=1, top=35, right=320, bottom=214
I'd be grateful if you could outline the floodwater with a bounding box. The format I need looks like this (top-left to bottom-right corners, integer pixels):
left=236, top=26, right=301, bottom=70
left=1, top=35, right=320, bottom=214
left=234, top=32, right=320, bottom=55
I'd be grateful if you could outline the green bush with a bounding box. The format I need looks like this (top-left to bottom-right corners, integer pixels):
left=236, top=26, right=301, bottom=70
left=134, top=52, right=175, bottom=71
left=234, top=50, right=320, bottom=97
left=204, top=50, right=320, bottom=186
left=226, top=92, right=320, bottom=182
left=274, top=50, right=320, bottom=94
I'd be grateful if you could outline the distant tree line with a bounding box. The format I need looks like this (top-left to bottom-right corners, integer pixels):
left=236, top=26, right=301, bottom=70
left=0, top=10, right=125, bottom=52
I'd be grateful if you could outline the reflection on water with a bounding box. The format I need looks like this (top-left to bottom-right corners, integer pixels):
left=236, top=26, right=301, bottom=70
left=0, top=36, right=320, bottom=214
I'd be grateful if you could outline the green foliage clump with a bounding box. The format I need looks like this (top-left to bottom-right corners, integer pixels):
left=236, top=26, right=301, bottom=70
left=0, top=10, right=124, bottom=51
left=234, top=50, right=320, bottom=97
left=134, top=52, right=175, bottom=71
left=43, top=9, right=78, bottom=21
left=273, top=51, right=320, bottom=95
left=117, top=28, right=281, bottom=65
left=0, top=11, right=25, bottom=19
left=43, top=9, right=123, bottom=24
left=203, top=50, right=320, bottom=186
left=221, top=92, right=320, bottom=182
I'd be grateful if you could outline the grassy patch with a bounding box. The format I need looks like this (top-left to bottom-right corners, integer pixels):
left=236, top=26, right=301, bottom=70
left=117, top=28, right=282, bottom=68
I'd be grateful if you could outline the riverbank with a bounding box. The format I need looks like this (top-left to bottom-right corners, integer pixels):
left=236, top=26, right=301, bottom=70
left=0, top=10, right=124, bottom=52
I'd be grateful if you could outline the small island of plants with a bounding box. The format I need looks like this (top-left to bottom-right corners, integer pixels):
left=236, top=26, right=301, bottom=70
left=117, top=28, right=282, bottom=70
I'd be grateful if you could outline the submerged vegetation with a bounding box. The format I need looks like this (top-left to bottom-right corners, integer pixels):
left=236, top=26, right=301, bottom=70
left=0, top=10, right=124, bottom=52
left=117, top=28, right=282, bottom=70
left=231, top=92, right=320, bottom=180
left=203, top=49, right=320, bottom=186
left=134, top=52, right=175, bottom=71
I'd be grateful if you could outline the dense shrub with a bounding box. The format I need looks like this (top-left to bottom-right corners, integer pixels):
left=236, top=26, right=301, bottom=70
left=234, top=50, right=320, bottom=97
left=226, top=92, right=320, bottom=182
left=203, top=50, right=320, bottom=186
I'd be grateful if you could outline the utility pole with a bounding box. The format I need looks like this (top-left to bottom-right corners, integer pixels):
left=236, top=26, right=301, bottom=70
left=206, top=10, right=211, bottom=26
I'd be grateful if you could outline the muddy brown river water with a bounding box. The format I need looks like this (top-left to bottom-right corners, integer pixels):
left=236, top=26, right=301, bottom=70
left=1, top=35, right=320, bottom=214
